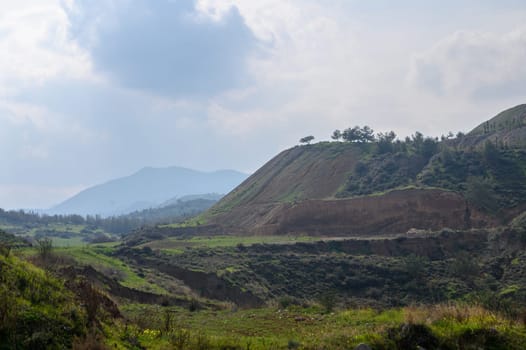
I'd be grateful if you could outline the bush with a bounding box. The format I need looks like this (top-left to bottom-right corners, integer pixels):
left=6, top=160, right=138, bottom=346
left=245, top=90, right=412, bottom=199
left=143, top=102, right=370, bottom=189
left=318, top=293, right=337, bottom=313
left=36, top=237, right=53, bottom=262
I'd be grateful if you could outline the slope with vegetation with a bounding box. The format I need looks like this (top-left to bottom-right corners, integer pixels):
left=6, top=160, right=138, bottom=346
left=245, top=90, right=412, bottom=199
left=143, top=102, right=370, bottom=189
left=202, top=104, right=526, bottom=236
left=0, top=245, right=86, bottom=349
left=0, top=194, right=220, bottom=247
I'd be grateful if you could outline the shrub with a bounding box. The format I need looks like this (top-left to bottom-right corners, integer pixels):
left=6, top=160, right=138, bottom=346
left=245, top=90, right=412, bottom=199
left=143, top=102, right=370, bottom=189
left=36, top=237, right=53, bottom=262
left=318, top=293, right=337, bottom=313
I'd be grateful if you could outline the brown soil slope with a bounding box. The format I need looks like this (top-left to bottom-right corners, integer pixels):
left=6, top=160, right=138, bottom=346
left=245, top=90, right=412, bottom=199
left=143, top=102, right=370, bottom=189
left=267, top=189, right=495, bottom=235
left=209, top=188, right=494, bottom=235
left=204, top=143, right=495, bottom=236
left=205, top=143, right=361, bottom=221
left=203, top=105, right=526, bottom=236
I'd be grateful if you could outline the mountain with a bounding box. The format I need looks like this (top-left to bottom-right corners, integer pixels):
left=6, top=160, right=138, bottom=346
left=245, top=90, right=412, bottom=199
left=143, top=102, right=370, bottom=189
left=201, top=104, right=526, bottom=235
left=49, top=167, right=247, bottom=216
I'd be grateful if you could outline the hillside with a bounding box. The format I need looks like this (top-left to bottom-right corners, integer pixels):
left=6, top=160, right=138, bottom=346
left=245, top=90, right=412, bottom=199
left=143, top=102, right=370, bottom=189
left=203, top=104, right=526, bottom=235
left=49, top=166, right=247, bottom=216
left=0, top=252, right=87, bottom=349
left=121, top=195, right=220, bottom=224
left=467, top=104, right=526, bottom=148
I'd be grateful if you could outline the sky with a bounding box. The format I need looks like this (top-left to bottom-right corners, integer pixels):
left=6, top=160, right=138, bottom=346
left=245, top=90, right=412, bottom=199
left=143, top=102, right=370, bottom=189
left=1, top=0, right=526, bottom=209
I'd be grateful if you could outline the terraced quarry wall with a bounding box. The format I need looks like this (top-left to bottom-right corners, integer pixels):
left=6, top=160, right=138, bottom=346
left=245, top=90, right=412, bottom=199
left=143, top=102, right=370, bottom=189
left=269, top=189, right=495, bottom=235
left=212, top=188, right=495, bottom=235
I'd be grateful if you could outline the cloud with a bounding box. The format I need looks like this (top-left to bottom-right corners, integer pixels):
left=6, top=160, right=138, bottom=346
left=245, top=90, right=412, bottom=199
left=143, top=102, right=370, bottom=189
left=409, top=28, right=526, bottom=99
left=0, top=0, right=90, bottom=94
left=2, top=0, right=526, bottom=210
left=64, top=0, right=259, bottom=98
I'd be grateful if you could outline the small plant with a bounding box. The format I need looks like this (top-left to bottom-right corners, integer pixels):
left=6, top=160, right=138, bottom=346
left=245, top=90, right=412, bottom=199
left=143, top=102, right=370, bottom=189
left=188, top=298, right=200, bottom=312
left=84, top=283, right=101, bottom=326
left=287, top=339, right=300, bottom=349
left=318, top=293, right=337, bottom=313
left=73, top=329, right=109, bottom=350
left=170, top=328, right=190, bottom=350
left=0, top=242, right=11, bottom=257
left=193, top=332, right=212, bottom=350
left=278, top=296, right=295, bottom=309
left=36, top=237, right=53, bottom=261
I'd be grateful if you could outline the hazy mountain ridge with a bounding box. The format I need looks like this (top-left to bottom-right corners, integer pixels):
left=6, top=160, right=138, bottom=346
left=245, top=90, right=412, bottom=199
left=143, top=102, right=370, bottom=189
left=49, top=166, right=247, bottom=216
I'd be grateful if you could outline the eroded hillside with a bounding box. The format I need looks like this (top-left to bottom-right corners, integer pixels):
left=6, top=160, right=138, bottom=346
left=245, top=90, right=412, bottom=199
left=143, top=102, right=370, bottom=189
left=201, top=105, right=526, bottom=236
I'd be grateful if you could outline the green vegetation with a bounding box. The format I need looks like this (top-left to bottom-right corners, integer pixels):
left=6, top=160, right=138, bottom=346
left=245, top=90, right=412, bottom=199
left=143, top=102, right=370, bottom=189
left=0, top=253, right=86, bottom=349
left=299, top=135, right=315, bottom=144
left=420, top=146, right=526, bottom=212
left=115, top=303, right=526, bottom=349
left=3, top=222, right=526, bottom=348
left=141, top=235, right=319, bottom=251
left=55, top=245, right=169, bottom=295
left=331, top=130, right=526, bottom=214
left=0, top=196, right=217, bottom=246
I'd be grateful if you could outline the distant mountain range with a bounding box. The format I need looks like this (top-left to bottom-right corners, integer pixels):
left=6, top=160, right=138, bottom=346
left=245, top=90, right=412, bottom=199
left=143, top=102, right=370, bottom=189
left=48, top=167, right=248, bottom=216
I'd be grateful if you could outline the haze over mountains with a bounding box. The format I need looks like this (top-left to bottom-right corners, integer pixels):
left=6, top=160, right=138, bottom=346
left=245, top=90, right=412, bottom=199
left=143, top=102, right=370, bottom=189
left=48, top=166, right=248, bottom=216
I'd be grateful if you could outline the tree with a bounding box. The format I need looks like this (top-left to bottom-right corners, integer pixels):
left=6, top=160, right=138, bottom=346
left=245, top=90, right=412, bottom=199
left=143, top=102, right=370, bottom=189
left=376, top=131, right=397, bottom=154
left=331, top=129, right=342, bottom=141
left=341, top=126, right=375, bottom=143
left=342, top=126, right=361, bottom=142
left=421, top=137, right=438, bottom=158
left=299, top=135, right=315, bottom=145
left=359, top=125, right=376, bottom=143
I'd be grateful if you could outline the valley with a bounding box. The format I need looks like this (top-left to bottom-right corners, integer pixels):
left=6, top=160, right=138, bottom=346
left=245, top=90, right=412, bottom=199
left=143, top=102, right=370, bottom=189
left=2, top=105, right=526, bottom=349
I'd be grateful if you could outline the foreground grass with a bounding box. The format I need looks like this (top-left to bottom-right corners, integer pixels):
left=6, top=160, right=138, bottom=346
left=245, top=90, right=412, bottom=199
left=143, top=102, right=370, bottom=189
left=0, top=253, right=86, bottom=349
left=4, top=245, right=526, bottom=349
left=117, top=303, right=526, bottom=349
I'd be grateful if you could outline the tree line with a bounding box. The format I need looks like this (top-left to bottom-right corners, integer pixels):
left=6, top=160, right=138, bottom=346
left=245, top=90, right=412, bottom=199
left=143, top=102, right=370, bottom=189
left=300, top=125, right=465, bottom=155
left=0, top=209, right=143, bottom=235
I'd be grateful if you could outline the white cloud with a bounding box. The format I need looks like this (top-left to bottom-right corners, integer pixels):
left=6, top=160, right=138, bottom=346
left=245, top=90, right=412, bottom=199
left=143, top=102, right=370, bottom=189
left=409, top=27, right=526, bottom=99
left=2, top=0, right=526, bottom=209
left=203, top=1, right=365, bottom=137
left=0, top=0, right=92, bottom=95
